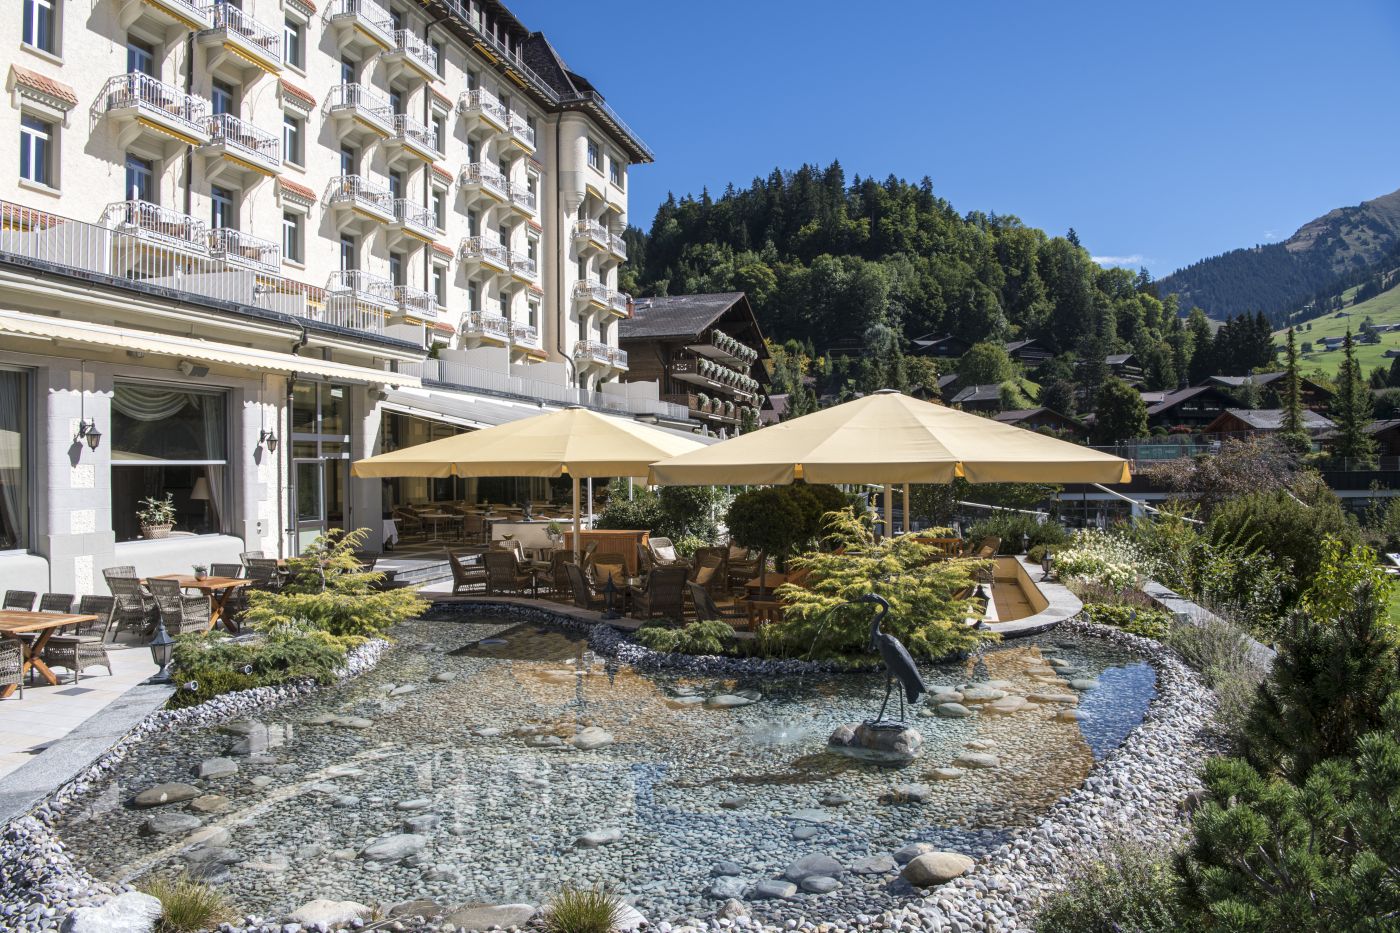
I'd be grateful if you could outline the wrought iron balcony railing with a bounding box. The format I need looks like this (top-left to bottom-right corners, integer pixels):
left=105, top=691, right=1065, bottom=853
left=458, top=235, right=510, bottom=268
left=326, top=174, right=394, bottom=216
left=204, top=112, right=280, bottom=167
left=207, top=227, right=279, bottom=272
left=390, top=113, right=439, bottom=153
left=203, top=2, right=282, bottom=65
left=93, top=73, right=209, bottom=139
left=456, top=88, right=507, bottom=127
left=461, top=310, right=511, bottom=341
left=386, top=28, right=437, bottom=75
left=101, top=200, right=208, bottom=251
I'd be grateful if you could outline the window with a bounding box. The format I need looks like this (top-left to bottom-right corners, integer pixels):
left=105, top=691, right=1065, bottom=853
left=465, top=68, right=477, bottom=90
left=432, top=265, right=446, bottom=308
left=210, top=185, right=235, bottom=230
left=609, top=158, right=624, bottom=189
left=527, top=299, right=538, bottom=328
left=586, top=138, right=601, bottom=170
left=389, top=7, right=403, bottom=31
left=127, top=37, right=155, bottom=76
left=125, top=154, right=154, bottom=202
left=340, top=145, right=356, bottom=175
left=339, top=234, right=357, bottom=271
left=577, top=257, right=588, bottom=281
left=282, top=211, right=302, bottom=263
left=388, top=170, right=404, bottom=199
left=467, top=281, right=479, bottom=313
left=340, top=57, right=355, bottom=83
left=211, top=80, right=234, bottom=116
left=431, top=114, right=445, bottom=153
left=284, top=18, right=303, bottom=70
left=432, top=188, right=447, bottom=230
left=466, top=138, right=478, bottom=162
left=0, top=370, right=30, bottom=551
left=389, top=251, right=404, bottom=286
left=467, top=208, right=479, bottom=237
left=498, top=291, right=509, bottom=317
left=19, top=115, right=54, bottom=187
left=431, top=39, right=444, bottom=77
left=110, top=383, right=228, bottom=542
left=283, top=113, right=303, bottom=165
left=526, top=236, right=537, bottom=264
left=389, top=88, right=403, bottom=115
left=23, top=0, right=57, bottom=55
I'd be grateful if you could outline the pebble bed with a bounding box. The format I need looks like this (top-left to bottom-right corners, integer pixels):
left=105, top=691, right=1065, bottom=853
left=0, top=608, right=1218, bottom=933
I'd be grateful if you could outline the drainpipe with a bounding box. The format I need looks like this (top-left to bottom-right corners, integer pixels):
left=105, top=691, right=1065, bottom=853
left=182, top=35, right=195, bottom=216
left=554, top=117, right=577, bottom=393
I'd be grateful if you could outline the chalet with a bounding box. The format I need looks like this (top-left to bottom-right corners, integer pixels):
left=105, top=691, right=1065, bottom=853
left=1320, top=336, right=1347, bottom=351
left=992, top=408, right=1087, bottom=440
left=1105, top=353, right=1144, bottom=384
left=1203, top=408, right=1335, bottom=437
left=909, top=333, right=973, bottom=358
left=761, top=393, right=790, bottom=425
left=1144, top=386, right=1235, bottom=430
left=1319, top=419, right=1400, bottom=458
left=1004, top=338, right=1052, bottom=365
left=935, top=373, right=962, bottom=397
left=950, top=383, right=1004, bottom=413
left=620, top=292, right=770, bottom=431
left=1202, top=372, right=1333, bottom=410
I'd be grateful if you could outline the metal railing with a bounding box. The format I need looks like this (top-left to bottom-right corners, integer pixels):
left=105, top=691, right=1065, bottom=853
left=392, top=199, right=434, bottom=232
left=572, top=340, right=612, bottom=366
left=458, top=162, right=509, bottom=198
left=204, top=113, right=280, bottom=167
left=324, top=0, right=392, bottom=34
left=101, top=200, right=208, bottom=251
left=572, top=279, right=609, bottom=305
left=390, top=113, right=439, bottom=153
left=326, top=268, right=395, bottom=311
left=207, top=227, right=279, bottom=273
left=607, top=289, right=630, bottom=315
left=93, top=73, right=209, bottom=138
left=511, top=321, right=539, bottom=347
left=609, top=347, right=629, bottom=369
left=326, top=175, right=394, bottom=216
left=148, top=0, right=212, bottom=27
left=572, top=218, right=609, bottom=244
left=506, top=114, right=535, bottom=148
left=325, top=83, right=393, bottom=126
left=0, top=200, right=385, bottom=336
left=458, top=235, right=510, bottom=268
left=457, top=88, right=507, bottom=126
left=608, top=232, right=627, bottom=260
left=386, top=28, right=437, bottom=74
left=393, top=283, right=436, bottom=319
left=508, top=183, right=537, bottom=213
left=461, top=310, right=510, bottom=341
left=203, top=2, right=282, bottom=64
left=510, top=252, right=537, bottom=280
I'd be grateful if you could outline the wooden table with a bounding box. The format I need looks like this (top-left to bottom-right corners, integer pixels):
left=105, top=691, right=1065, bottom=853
left=916, top=537, right=966, bottom=558
left=735, top=595, right=784, bottom=627
left=0, top=611, right=97, bottom=696
left=146, top=575, right=253, bottom=632
left=743, top=572, right=792, bottom=596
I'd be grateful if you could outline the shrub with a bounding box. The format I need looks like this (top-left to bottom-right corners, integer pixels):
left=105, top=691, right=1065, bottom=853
left=633, top=620, right=736, bottom=656
left=142, top=875, right=233, bottom=933
left=242, top=529, right=427, bottom=640
left=1079, top=602, right=1173, bottom=639
left=542, top=885, right=626, bottom=933
left=1053, top=528, right=1154, bottom=592
left=168, top=621, right=350, bottom=709
left=725, top=484, right=849, bottom=568
left=1034, top=839, right=1186, bottom=933
left=1164, top=612, right=1268, bottom=742
left=966, top=513, right=1068, bottom=554
left=593, top=481, right=662, bottom=533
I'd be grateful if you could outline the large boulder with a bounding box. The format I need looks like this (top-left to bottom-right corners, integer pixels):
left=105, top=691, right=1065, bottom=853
left=902, top=852, right=975, bottom=887
left=286, top=899, right=371, bottom=929
left=783, top=854, right=843, bottom=882
left=828, top=722, right=922, bottom=763
left=60, top=892, right=161, bottom=933
left=444, top=903, right=537, bottom=931
left=132, top=783, right=200, bottom=808
left=358, top=833, right=427, bottom=863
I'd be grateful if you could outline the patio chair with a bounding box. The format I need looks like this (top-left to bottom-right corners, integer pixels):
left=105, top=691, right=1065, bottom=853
left=548, top=551, right=573, bottom=598
left=393, top=508, right=423, bottom=537
left=210, top=562, right=244, bottom=579
left=239, top=551, right=265, bottom=566
left=564, top=562, right=607, bottom=611
left=972, top=536, right=1002, bottom=559
left=629, top=566, right=688, bottom=621
left=727, top=548, right=765, bottom=590
left=105, top=575, right=155, bottom=640
left=3, top=591, right=36, bottom=611
left=462, top=512, right=488, bottom=545
left=590, top=555, right=626, bottom=589
left=0, top=638, right=21, bottom=699
left=636, top=543, right=655, bottom=577
left=39, top=593, right=74, bottom=613
left=147, top=578, right=211, bottom=636
left=687, top=581, right=749, bottom=626
left=102, top=565, right=137, bottom=584
left=689, top=547, right=729, bottom=595
left=245, top=558, right=283, bottom=591
left=210, top=564, right=249, bottom=619
left=42, top=596, right=115, bottom=684
left=483, top=550, right=535, bottom=596
left=647, top=537, right=689, bottom=568
left=448, top=549, right=487, bottom=594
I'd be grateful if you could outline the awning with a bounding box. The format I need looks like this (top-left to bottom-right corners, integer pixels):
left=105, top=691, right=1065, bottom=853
left=381, top=386, right=543, bottom=430
left=0, top=308, right=419, bottom=387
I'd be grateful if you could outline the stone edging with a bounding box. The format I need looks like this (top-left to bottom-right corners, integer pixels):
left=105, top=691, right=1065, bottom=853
left=1141, top=579, right=1276, bottom=670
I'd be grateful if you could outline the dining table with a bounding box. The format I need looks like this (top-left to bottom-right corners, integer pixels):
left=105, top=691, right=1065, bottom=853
left=145, top=575, right=253, bottom=632
left=0, top=610, right=98, bottom=696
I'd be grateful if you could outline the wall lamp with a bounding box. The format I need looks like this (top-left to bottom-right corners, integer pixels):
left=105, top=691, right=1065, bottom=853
left=75, top=419, right=102, bottom=451
left=259, top=429, right=279, bottom=454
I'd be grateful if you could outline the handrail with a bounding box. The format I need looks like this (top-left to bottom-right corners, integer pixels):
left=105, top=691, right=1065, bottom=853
left=393, top=283, right=436, bottom=319
left=392, top=198, right=434, bottom=231
left=462, top=310, right=511, bottom=338
left=391, top=112, right=438, bottom=152
left=508, top=183, right=537, bottom=212
left=204, top=2, right=282, bottom=62
left=204, top=113, right=280, bottom=165
left=326, top=269, right=395, bottom=305
left=207, top=227, right=279, bottom=272
left=457, top=88, right=507, bottom=125
left=326, top=174, right=394, bottom=212
left=93, top=73, right=208, bottom=135
left=101, top=200, right=208, bottom=249
left=386, top=28, right=437, bottom=73
left=325, top=83, right=393, bottom=121
left=459, top=162, right=508, bottom=194
left=459, top=234, right=509, bottom=266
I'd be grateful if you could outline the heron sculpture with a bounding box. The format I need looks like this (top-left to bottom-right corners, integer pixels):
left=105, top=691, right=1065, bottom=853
left=858, top=593, right=927, bottom=725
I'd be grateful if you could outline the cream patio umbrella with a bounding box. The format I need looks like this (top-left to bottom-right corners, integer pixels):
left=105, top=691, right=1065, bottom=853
left=352, top=406, right=707, bottom=559
left=648, top=390, right=1130, bottom=532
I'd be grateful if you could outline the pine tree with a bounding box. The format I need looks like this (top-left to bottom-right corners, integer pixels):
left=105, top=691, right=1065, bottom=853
left=1278, top=327, right=1310, bottom=452
left=1332, top=330, right=1377, bottom=466
left=1388, top=355, right=1400, bottom=388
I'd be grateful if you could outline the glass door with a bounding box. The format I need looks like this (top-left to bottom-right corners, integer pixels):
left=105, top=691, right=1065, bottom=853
left=294, top=458, right=348, bottom=552
left=291, top=382, right=352, bottom=554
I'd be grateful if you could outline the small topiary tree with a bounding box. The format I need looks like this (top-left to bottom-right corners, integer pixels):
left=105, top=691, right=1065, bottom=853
left=725, top=486, right=808, bottom=569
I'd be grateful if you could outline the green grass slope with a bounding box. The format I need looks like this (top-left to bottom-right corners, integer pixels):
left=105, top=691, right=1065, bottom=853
left=1281, top=277, right=1400, bottom=378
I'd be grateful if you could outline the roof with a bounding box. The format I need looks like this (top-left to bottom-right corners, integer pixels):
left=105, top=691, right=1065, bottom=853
left=1216, top=408, right=1335, bottom=431
left=992, top=407, right=1083, bottom=428
left=1366, top=419, right=1400, bottom=435
left=936, top=374, right=961, bottom=389
left=9, top=65, right=77, bottom=107
left=1146, top=385, right=1229, bottom=416
left=951, top=383, right=1003, bottom=404
left=520, top=33, right=653, bottom=163
left=276, top=178, right=317, bottom=204
left=278, top=79, right=316, bottom=108
left=621, top=292, right=764, bottom=347
left=1106, top=353, right=1137, bottom=365
left=910, top=333, right=970, bottom=351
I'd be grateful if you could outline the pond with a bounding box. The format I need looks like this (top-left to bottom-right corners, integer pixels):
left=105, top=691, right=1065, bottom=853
left=52, top=614, right=1156, bottom=922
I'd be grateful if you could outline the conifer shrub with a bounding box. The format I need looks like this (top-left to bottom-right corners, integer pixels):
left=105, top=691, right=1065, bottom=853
left=633, top=620, right=736, bottom=656
left=1034, top=839, right=1186, bottom=933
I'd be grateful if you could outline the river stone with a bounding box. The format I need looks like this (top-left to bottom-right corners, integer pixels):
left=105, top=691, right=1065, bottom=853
left=783, top=854, right=843, bottom=882
left=183, top=846, right=242, bottom=880
left=792, top=825, right=821, bottom=840
left=219, top=719, right=261, bottom=736
left=789, top=808, right=832, bottom=823
left=60, top=891, right=162, bottom=933
left=1047, top=657, right=1072, bottom=668
left=431, top=671, right=458, bottom=683
left=931, top=767, right=964, bottom=781
left=952, top=752, right=1000, bottom=769
left=960, top=687, right=1007, bottom=703
left=902, top=852, right=975, bottom=887
left=303, top=712, right=338, bottom=725
left=244, top=854, right=290, bottom=872
left=570, top=727, right=614, bottom=750
left=389, top=898, right=442, bottom=919
left=332, top=795, right=361, bottom=808
left=396, top=798, right=434, bottom=811
left=712, top=860, right=744, bottom=877
left=666, top=695, right=705, bottom=707
left=935, top=703, right=973, bottom=718
left=575, top=827, right=623, bottom=848
left=884, top=783, right=931, bottom=804
left=443, top=903, right=537, bottom=931
left=750, top=880, right=798, bottom=900
left=250, top=775, right=274, bottom=788
left=801, top=875, right=840, bottom=894
left=422, top=864, right=456, bottom=882
left=828, top=722, right=922, bottom=763
left=893, top=842, right=938, bottom=865
left=132, top=782, right=200, bottom=808
left=141, top=812, right=201, bottom=835
left=705, top=694, right=758, bottom=708
left=614, top=905, right=647, bottom=932
left=850, top=854, right=898, bottom=875
left=182, top=827, right=230, bottom=848
left=187, top=795, right=229, bottom=815
left=819, top=793, right=852, bottom=807
left=403, top=814, right=441, bottom=833
left=718, top=796, right=747, bottom=809
left=1027, top=692, right=1078, bottom=704
left=195, top=757, right=238, bottom=779
left=1056, top=708, right=1089, bottom=722
left=525, top=734, right=565, bottom=748
left=389, top=684, right=418, bottom=696
left=985, top=696, right=1027, bottom=715
left=333, top=716, right=374, bottom=729
left=1070, top=678, right=1101, bottom=690
left=965, top=739, right=995, bottom=750
left=359, top=833, right=427, bottom=862
left=473, top=727, right=502, bottom=738
left=708, top=877, right=747, bottom=899
left=717, top=899, right=749, bottom=921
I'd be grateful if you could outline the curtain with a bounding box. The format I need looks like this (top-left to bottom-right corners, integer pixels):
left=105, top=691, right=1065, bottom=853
left=0, top=373, right=23, bottom=548
left=112, top=384, right=192, bottom=421
left=201, top=395, right=225, bottom=531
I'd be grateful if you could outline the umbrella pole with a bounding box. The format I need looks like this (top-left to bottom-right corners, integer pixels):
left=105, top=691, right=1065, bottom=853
left=882, top=484, right=893, bottom=540
left=902, top=483, right=911, bottom=535
left=572, top=475, right=581, bottom=562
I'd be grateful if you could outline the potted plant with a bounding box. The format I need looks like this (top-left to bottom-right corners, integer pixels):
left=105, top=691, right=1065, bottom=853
left=192, top=564, right=208, bottom=581
left=547, top=520, right=563, bottom=548
left=137, top=493, right=176, bottom=540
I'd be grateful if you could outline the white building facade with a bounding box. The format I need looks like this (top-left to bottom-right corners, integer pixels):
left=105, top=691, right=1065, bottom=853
left=0, top=0, right=686, bottom=594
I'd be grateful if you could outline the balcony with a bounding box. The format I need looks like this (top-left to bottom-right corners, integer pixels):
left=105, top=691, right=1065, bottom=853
left=571, top=218, right=609, bottom=255
left=392, top=283, right=437, bottom=321
left=326, top=175, right=394, bottom=232
left=92, top=73, right=210, bottom=153
left=379, top=29, right=438, bottom=83
left=669, top=357, right=757, bottom=398
left=508, top=183, right=537, bottom=216
left=458, top=162, right=510, bottom=205
left=609, top=347, right=629, bottom=371
left=456, top=88, right=508, bottom=134
left=509, top=252, right=538, bottom=283
left=200, top=113, right=280, bottom=182
left=572, top=340, right=614, bottom=369
left=116, top=0, right=210, bottom=34
left=572, top=279, right=610, bottom=309
left=383, top=112, right=439, bottom=165
left=101, top=200, right=208, bottom=253
left=324, top=0, right=393, bottom=56
left=501, top=114, right=535, bottom=153
left=608, top=232, right=628, bottom=261
left=511, top=321, right=541, bottom=352
left=325, top=83, right=393, bottom=142
left=198, top=2, right=282, bottom=76
left=207, top=227, right=279, bottom=273
left=458, top=235, right=510, bottom=275
left=389, top=198, right=435, bottom=243
left=460, top=310, right=511, bottom=345
left=607, top=289, right=631, bottom=317
left=325, top=269, right=396, bottom=327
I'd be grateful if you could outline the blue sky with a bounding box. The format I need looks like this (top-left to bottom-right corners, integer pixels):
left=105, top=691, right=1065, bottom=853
left=509, top=0, right=1400, bottom=277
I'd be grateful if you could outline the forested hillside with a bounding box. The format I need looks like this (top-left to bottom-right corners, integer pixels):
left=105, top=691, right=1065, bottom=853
left=1157, top=186, right=1400, bottom=325
left=621, top=163, right=1254, bottom=396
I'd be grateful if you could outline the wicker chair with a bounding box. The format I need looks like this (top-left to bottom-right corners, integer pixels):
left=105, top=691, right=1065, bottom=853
left=565, top=562, right=607, bottom=611
left=647, top=537, right=689, bottom=568
left=42, top=596, right=115, bottom=683
left=0, top=639, right=21, bottom=699
left=239, top=551, right=265, bottom=565
left=687, top=581, right=748, bottom=626
left=590, top=555, right=626, bottom=589
left=148, top=578, right=211, bottom=635
left=448, top=549, right=487, bottom=594
left=38, top=593, right=74, bottom=613
left=727, top=548, right=765, bottom=590
left=2, top=591, right=36, bottom=611
left=548, top=551, right=573, bottom=598
left=102, top=565, right=137, bottom=584
left=628, top=566, right=688, bottom=620
left=245, top=558, right=283, bottom=591
left=483, top=550, right=535, bottom=596
left=105, top=574, right=155, bottom=640
left=689, top=547, right=730, bottom=595
left=462, top=513, right=488, bottom=545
